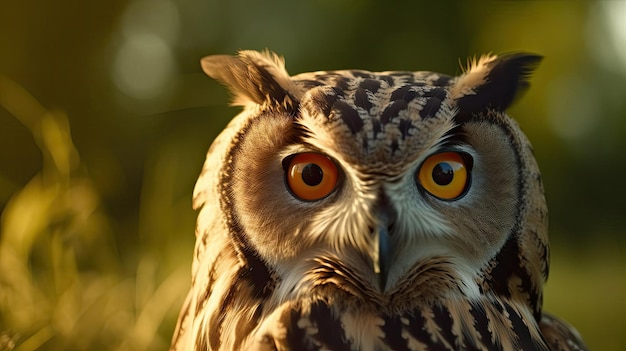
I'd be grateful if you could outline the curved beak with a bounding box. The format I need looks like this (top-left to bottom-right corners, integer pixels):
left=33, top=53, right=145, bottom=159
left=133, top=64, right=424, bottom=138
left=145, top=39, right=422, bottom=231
left=369, top=192, right=396, bottom=292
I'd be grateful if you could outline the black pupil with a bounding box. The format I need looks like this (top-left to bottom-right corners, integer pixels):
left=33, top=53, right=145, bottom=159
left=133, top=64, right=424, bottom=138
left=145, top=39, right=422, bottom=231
left=302, top=164, right=323, bottom=186
left=432, top=162, right=454, bottom=185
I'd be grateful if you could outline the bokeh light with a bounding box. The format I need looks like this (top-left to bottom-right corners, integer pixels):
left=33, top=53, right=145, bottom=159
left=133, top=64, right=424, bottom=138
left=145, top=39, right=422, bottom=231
left=112, top=0, right=180, bottom=102
left=586, top=1, right=626, bottom=75
left=112, top=33, right=176, bottom=100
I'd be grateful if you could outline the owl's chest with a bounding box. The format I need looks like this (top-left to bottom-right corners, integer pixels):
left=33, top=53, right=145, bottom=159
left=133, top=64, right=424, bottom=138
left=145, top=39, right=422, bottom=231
left=243, top=294, right=548, bottom=351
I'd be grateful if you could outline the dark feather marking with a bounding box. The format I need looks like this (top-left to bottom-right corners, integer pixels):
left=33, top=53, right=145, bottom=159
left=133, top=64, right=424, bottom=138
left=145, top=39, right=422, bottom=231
left=389, top=84, right=419, bottom=102
left=404, top=309, right=434, bottom=347
left=541, top=243, right=549, bottom=280
left=492, top=298, right=505, bottom=314
left=381, top=100, right=408, bottom=124
left=379, top=75, right=395, bottom=87
left=440, top=125, right=469, bottom=147
left=220, top=123, right=257, bottom=254
left=333, top=100, right=364, bottom=134
left=504, top=303, right=548, bottom=351
left=489, top=236, right=538, bottom=314
left=249, top=62, right=293, bottom=107
left=208, top=279, right=235, bottom=349
left=240, top=246, right=275, bottom=299
left=332, top=86, right=345, bottom=97
left=390, top=85, right=411, bottom=102
left=469, top=304, right=496, bottom=349
left=355, top=87, right=373, bottom=112
left=283, top=307, right=309, bottom=350
left=420, top=97, right=443, bottom=119
left=432, top=304, right=456, bottom=348
left=422, top=87, right=447, bottom=100
left=359, top=78, right=382, bottom=93
left=402, top=89, right=417, bottom=102
left=434, top=74, right=453, bottom=86
left=372, top=118, right=382, bottom=138
left=381, top=315, right=410, bottom=351
left=308, top=89, right=339, bottom=118
left=390, top=139, right=399, bottom=154
left=308, top=301, right=353, bottom=350
left=398, top=118, right=414, bottom=139
left=334, top=77, right=350, bottom=91
left=310, top=256, right=376, bottom=300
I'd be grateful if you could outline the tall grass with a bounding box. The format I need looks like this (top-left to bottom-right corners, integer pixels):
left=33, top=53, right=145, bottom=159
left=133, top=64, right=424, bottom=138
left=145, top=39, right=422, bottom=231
left=0, top=76, right=189, bottom=351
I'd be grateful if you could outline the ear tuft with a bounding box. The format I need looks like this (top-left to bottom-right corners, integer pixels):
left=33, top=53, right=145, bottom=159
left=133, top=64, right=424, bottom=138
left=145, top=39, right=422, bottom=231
left=201, top=50, right=302, bottom=110
left=452, top=53, right=542, bottom=121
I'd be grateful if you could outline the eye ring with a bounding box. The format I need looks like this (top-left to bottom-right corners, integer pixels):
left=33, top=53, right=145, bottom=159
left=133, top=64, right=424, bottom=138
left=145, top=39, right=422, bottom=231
left=417, top=152, right=471, bottom=200
left=284, top=153, right=339, bottom=201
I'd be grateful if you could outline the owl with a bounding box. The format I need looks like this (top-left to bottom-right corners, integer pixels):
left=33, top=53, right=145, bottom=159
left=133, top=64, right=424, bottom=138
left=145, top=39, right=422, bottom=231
left=170, top=50, right=588, bottom=351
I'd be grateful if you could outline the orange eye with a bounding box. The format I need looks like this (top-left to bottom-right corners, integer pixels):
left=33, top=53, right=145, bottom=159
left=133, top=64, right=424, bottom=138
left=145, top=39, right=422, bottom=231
left=286, top=153, right=339, bottom=201
left=417, top=152, right=470, bottom=200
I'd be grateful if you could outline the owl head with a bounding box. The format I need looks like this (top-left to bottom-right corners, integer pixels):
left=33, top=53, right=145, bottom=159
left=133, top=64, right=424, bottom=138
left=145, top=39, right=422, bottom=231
left=193, top=50, right=547, bottom=317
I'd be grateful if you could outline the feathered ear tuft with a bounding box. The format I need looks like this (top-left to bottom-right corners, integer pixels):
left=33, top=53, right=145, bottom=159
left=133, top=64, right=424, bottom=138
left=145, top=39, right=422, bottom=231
left=452, top=53, right=542, bottom=121
left=201, top=50, right=302, bottom=110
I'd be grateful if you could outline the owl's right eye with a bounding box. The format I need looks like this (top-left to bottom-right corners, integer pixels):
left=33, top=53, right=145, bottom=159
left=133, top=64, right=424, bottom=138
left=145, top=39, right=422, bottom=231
left=284, top=153, right=339, bottom=201
left=417, top=152, right=470, bottom=200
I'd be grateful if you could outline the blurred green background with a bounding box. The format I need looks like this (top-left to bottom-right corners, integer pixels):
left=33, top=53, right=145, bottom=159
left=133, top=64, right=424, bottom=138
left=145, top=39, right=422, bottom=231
left=1, top=0, right=625, bottom=350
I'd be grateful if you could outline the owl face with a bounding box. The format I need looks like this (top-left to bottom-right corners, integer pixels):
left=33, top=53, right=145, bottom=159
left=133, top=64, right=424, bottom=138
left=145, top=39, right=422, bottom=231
left=197, top=51, right=548, bottom=309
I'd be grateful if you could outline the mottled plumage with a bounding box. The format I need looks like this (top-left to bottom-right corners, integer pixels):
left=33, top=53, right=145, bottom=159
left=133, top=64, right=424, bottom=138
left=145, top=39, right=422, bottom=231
left=171, top=50, right=588, bottom=351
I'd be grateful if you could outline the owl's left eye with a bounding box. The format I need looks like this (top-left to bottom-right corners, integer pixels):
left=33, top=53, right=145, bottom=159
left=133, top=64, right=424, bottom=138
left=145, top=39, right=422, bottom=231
left=417, top=152, right=471, bottom=200
left=285, top=153, right=339, bottom=201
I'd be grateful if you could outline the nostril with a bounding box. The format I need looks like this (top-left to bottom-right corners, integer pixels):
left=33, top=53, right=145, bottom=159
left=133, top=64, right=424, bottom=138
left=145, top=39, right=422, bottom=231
left=387, top=223, right=394, bottom=235
left=383, top=215, right=395, bottom=235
